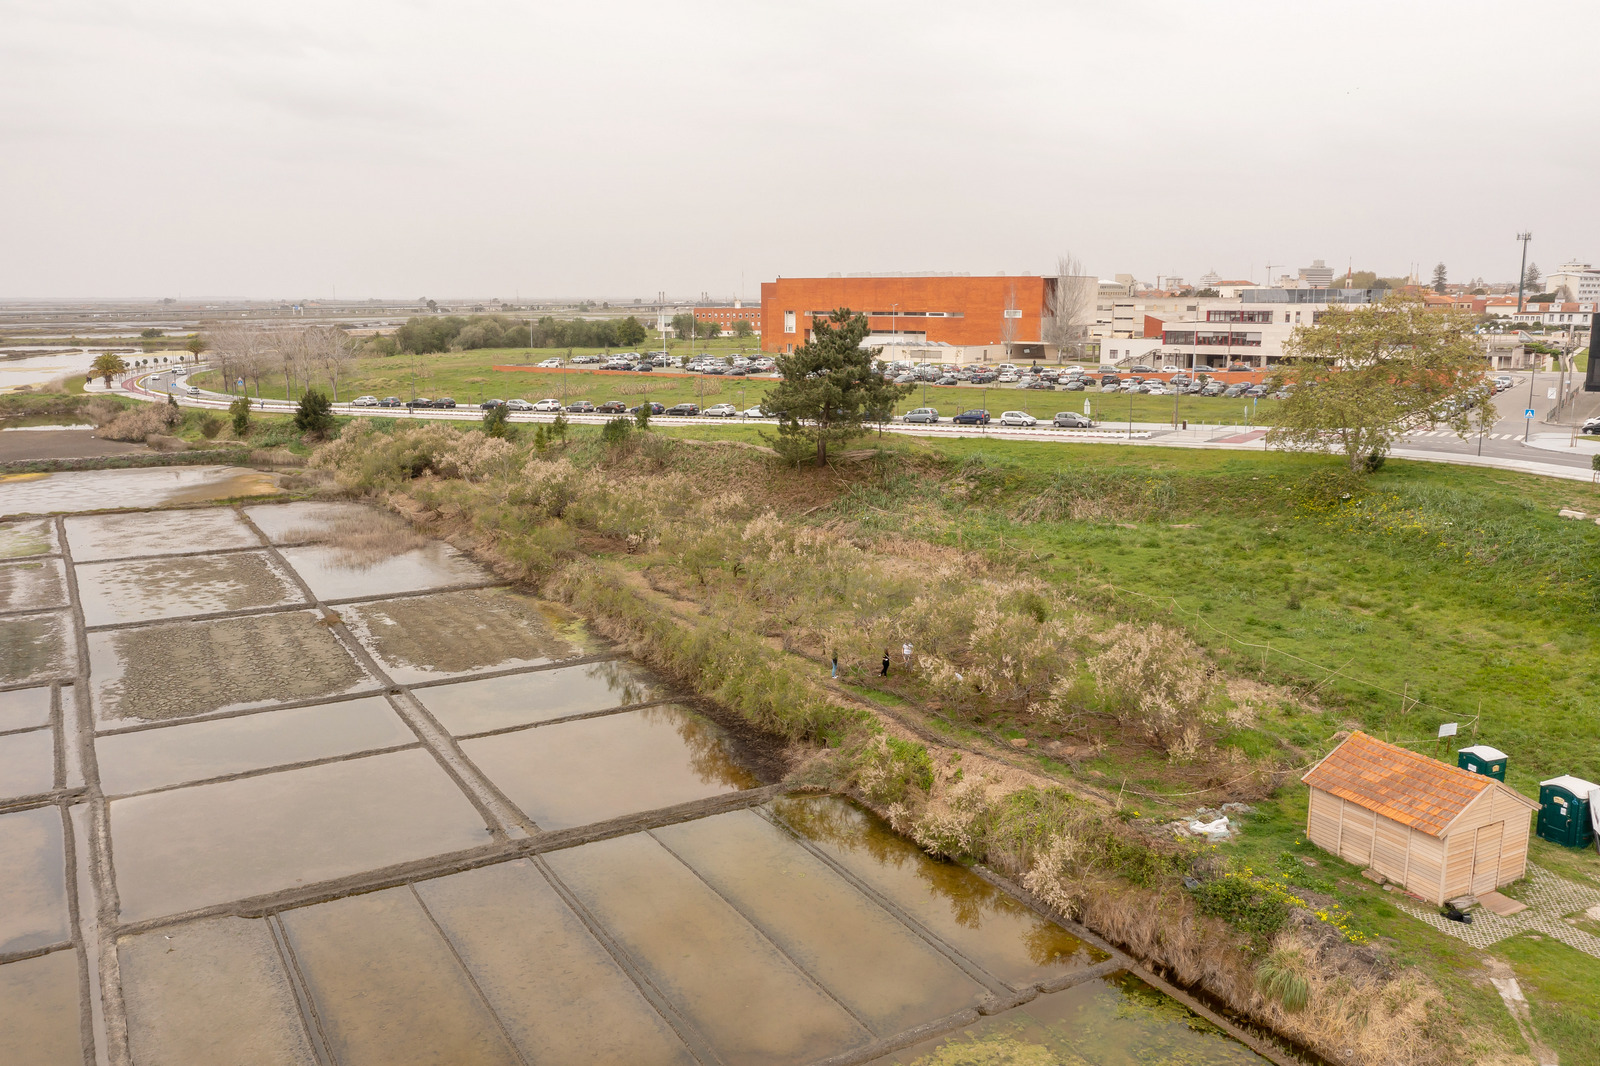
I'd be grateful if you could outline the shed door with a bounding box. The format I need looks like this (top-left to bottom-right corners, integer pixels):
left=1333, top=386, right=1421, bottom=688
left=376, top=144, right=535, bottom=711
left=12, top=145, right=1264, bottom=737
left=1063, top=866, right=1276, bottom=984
left=1471, top=821, right=1504, bottom=895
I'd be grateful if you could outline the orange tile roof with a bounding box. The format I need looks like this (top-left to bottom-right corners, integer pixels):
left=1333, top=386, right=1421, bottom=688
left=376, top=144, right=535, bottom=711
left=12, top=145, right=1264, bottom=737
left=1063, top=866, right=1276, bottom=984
left=1302, top=731, right=1492, bottom=836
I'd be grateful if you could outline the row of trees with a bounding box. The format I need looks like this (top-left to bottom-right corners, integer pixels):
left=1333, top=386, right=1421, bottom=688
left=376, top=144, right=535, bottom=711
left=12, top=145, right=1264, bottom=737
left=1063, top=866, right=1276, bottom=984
left=205, top=323, right=356, bottom=401
left=394, top=314, right=652, bottom=354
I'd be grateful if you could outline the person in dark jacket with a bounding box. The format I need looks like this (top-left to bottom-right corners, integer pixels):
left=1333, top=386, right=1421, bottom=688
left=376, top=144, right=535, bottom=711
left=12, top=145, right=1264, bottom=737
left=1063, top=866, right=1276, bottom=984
left=880, top=649, right=890, bottom=677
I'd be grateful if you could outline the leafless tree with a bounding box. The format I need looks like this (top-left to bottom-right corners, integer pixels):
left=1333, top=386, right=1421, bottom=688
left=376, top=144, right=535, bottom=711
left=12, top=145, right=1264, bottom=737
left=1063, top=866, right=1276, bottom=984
left=999, top=281, right=1019, bottom=359
left=1043, top=253, right=1095, bottom=364
left=306, top=326, right=354, bottom=401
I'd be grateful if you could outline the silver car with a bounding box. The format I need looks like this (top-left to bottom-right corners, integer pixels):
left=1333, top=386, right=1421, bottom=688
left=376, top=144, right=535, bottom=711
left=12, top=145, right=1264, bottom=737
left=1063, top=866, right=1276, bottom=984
left=903, top=408, right=940, bottom=424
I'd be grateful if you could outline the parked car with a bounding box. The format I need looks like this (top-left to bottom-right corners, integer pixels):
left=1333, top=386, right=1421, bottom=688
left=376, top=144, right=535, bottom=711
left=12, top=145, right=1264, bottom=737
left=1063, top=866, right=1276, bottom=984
left=479, top=399, right=505, bottom=410
left=999, top=410, right=1037, bottom=427
left=664, top=403, right=699, bottom=416
left=1222, top=384, right=1250, bottom=397
left=505, top=399, right=534, bottom=411
left=352, top=395, right=379, bottom=407
left=536, top=358, right=563, bottom=368
left=434, top=397, right=457, bottom=409
left=1142, top=383, right=1168, bottom=395
left=406, top=397, right=432, bottom=408
left=533, top=398, right=563, bottom=412
left=741, top=406, right=766, bottom=418
left=377, top=396, right=402, bottom=408
left=969, top=372, right=997, bottom=384
left=705, top=403, right=737, bottom=417
left=996, top=372, right=1019, bottom=383
left=1160, top=365, right=1182, bottom=373
left=903, top=407, right=940, bottom=423
left=934, top=375, right=959, bottom=386
left=1060, top=379, right=1085, bottom=391
left=1245, top=385, right=1269, bottom=398
left=597, top=400, right=627, bottom=414
left=1100, top=382, right=1120, bottom=392
left=566, top=400, right=595, bottom=413
left=1053, top=411, right=1094, bottom=428
left=569, top=354, right=602, bottom=364
left=1130, top=364, right=1155, bottom=373
left=1225, top=363, right=1252, bottom=373
left=952, top=409, right=990, bottom=425
left=1200, top=383, right=1225, bottom=397
left=628, top=401, right=665, bottom=415
left=1582, top=416, right=1600, bottom=435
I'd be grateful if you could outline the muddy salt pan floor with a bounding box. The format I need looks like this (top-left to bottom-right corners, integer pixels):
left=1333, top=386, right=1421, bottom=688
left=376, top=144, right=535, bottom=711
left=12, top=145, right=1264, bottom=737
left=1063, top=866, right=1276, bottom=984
left=1, top=479, right=1272, bottom=1066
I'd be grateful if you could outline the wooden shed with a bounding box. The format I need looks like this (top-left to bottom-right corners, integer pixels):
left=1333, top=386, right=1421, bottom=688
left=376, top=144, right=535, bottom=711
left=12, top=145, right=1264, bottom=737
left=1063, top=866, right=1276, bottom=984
left=1302, top=732, right=1539, bottom=904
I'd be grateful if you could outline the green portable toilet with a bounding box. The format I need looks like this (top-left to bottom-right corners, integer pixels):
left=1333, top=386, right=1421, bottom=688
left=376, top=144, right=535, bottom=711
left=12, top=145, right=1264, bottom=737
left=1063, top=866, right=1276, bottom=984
left=1458, top=745, right=1508, bottom=781
left=1536, top=776, right=1599, bottom=848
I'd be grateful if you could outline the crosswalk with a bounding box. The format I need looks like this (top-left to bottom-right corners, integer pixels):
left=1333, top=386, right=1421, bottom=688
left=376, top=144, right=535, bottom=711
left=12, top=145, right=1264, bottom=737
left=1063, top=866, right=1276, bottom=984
left=1403, top=430, right=1524, bottom=441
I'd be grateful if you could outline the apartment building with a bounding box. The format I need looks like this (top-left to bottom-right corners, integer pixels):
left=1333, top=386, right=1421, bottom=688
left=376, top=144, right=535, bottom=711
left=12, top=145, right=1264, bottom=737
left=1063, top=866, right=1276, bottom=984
left=1547, top=261, right=1600, bottom=303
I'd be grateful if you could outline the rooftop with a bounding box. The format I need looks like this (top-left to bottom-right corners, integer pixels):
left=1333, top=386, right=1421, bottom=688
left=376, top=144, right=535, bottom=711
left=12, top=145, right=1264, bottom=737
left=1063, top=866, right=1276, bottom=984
left=1302, top=731, right=1534, bottom=836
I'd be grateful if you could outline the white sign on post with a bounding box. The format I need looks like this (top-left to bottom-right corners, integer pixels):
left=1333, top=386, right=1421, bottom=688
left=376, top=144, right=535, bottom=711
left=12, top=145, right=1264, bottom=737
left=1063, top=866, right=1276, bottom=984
left=1547, top=387, right=1558, bottom=400
left=1084, top=400, right=1091, bottom=415
left=1437, top=722, right=1458, bottom=738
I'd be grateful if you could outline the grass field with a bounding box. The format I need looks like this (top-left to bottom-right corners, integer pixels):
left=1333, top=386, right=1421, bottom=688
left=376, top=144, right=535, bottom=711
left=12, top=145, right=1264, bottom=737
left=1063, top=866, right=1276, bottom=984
left=194, top=345, right=1281, bottom=425
left=307, top=414, right=1600, bottom=1063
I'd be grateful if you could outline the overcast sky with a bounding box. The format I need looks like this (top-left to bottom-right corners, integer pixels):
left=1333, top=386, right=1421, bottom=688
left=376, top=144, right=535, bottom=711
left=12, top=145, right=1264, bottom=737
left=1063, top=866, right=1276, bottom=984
left=4, top=0, right=1597, bottom=301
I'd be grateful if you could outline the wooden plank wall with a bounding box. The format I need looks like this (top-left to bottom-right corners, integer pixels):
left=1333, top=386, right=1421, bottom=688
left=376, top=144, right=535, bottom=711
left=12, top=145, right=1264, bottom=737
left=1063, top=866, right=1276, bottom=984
left=1338, top=800, right=1376, bottom=867
left=1307, top=788, right=1342, bottom=853
left=1491, top=791, right=1532, bottom=887
left=1407, top=832, right=1446, bottom=903
left=1372, top=817, right=1411, bottom=883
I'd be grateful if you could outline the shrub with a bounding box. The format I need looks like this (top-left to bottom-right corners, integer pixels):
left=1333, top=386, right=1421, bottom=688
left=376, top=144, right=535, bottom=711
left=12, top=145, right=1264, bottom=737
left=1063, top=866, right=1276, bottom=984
left=198, top=413, right=223, bottom=439
left=482, top=403, right=511, bottom=439
left=600, top=416, right=632, bottom=447
left=634, top=403, right=652, bottom=430
left=1088, top=623, right=1217, bottom=756
left=293, top=389, right=335, bottom=439
left=852, top=735, right=935, bottom=805
left=229, top=397, right=252, bottom=436
left=1255, top=949, right=1311, bottom=1011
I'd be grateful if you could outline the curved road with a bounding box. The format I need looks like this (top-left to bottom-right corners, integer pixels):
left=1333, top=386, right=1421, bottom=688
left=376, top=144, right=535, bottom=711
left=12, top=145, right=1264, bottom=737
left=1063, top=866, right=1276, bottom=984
left=115, top=366, right=1600, bottom=483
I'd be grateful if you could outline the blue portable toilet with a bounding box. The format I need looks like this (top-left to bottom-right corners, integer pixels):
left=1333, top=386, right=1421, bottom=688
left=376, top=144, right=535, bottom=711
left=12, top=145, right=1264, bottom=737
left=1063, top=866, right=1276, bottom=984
left=1458, top=745, right=1508, bottom=781
left=1536, top=776, right=1600, bottom=848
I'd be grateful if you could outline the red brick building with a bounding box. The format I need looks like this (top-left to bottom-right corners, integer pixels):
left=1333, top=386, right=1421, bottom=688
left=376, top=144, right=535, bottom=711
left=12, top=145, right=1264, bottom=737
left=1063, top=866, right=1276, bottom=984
left=758, top=275, right=1050, bottom=354
left=693, top=305, right=761, bottom=333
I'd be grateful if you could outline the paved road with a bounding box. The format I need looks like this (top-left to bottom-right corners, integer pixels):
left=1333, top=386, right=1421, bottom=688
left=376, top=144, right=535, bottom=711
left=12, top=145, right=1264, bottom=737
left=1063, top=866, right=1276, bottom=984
left=114, top=366, right=1600, bottom=482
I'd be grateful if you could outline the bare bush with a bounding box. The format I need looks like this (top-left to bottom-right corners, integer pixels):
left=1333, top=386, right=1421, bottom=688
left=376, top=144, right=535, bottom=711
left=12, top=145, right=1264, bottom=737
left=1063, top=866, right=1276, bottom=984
left=98, top=406, right=171, bottom=442
left=1088, top=623, right=1218, bottom=756
left=286, top=508, right=428, bottom=567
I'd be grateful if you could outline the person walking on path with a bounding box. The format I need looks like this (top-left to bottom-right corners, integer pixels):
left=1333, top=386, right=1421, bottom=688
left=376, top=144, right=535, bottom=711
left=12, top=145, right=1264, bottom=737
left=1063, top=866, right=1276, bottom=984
left=831, top=651, right=838, bottom=678
left=880, top=649, right=890, bottom=677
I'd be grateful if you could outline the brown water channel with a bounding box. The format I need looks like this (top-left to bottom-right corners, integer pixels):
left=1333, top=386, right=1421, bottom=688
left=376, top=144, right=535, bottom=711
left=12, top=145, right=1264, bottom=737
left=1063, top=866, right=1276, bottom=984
left=0, top=478, right=1275, bottom=1066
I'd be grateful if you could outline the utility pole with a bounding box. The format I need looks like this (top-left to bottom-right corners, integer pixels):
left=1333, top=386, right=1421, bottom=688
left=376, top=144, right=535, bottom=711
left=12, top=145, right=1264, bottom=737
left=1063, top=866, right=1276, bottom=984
left=1515, top=232, right=1533, bottom=313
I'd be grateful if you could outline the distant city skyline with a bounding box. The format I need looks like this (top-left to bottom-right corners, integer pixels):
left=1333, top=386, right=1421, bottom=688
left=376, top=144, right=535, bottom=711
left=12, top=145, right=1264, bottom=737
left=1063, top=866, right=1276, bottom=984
left=4, top=0, right=1597, bottom=299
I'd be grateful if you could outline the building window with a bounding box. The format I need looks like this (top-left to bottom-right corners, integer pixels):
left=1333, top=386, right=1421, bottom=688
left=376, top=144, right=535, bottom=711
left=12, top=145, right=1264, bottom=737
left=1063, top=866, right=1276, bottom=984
left=784, top=311, right=796, bottom=334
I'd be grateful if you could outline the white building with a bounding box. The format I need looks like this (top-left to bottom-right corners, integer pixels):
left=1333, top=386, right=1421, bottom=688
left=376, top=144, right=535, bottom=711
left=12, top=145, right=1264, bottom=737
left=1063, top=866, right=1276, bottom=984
left=1509, top=302, right=1595, bottom=328
left=1546, top=261, right=1600, bottom=303
left=1299, top=259, right=1335, bottom=287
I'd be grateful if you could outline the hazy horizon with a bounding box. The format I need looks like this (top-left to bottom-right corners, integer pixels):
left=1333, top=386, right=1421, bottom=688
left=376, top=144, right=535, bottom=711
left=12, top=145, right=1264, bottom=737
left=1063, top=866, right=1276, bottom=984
left=5, top=0, right=1597, bottom=301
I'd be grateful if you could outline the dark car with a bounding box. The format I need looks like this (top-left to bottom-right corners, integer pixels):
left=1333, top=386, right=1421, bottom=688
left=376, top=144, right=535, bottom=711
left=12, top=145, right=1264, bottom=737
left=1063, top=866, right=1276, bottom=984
left=1053, top=412, right=1094, bottom=428
left=406, top=397, right=432, bottom=408
left=378, top=397, right=402, bottom=407
left=1100, top=373, right=1121, bottom=385
left=567, top=400, right=595, bottom=413
left=597, top=400, right=627, bottom=414
left=664, top=403, right=699, bottom=416
left=1200, top=382, right=1225, bottom=396
left=628, top=401, right=666, bottom=415
left=1130, top=364, right=1155, bottom=374
left=1060, top=379, right=1085, bottom=391
left=969, top=372, right=998, bottom=384
left=1225, top=363, right=1251, bottom=374
left=1582, top=417, right=1600, bottom=435
left=1245, top=385, right=1269, bottom=398
left=434, top=397, right=457, bottom=409
left=1222, top=384, right=1250, bottom=397
left=952, top=409, right=991, bottom=425
left=479, top=399, right=504, bottom=410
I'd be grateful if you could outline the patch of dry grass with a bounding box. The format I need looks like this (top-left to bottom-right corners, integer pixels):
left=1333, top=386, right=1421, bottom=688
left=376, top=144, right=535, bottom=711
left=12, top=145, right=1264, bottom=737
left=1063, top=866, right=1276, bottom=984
left=286, top=507, right=429, bottom=567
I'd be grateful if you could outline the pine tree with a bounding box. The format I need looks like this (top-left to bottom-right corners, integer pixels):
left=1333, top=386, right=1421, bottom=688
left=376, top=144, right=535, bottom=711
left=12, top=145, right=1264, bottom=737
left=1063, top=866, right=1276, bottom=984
left=762, top=309, right=913, bottom=465
left=1431, top=262, right=1447, bottom=293
left=1523, top=262, right=1542, bottom=292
